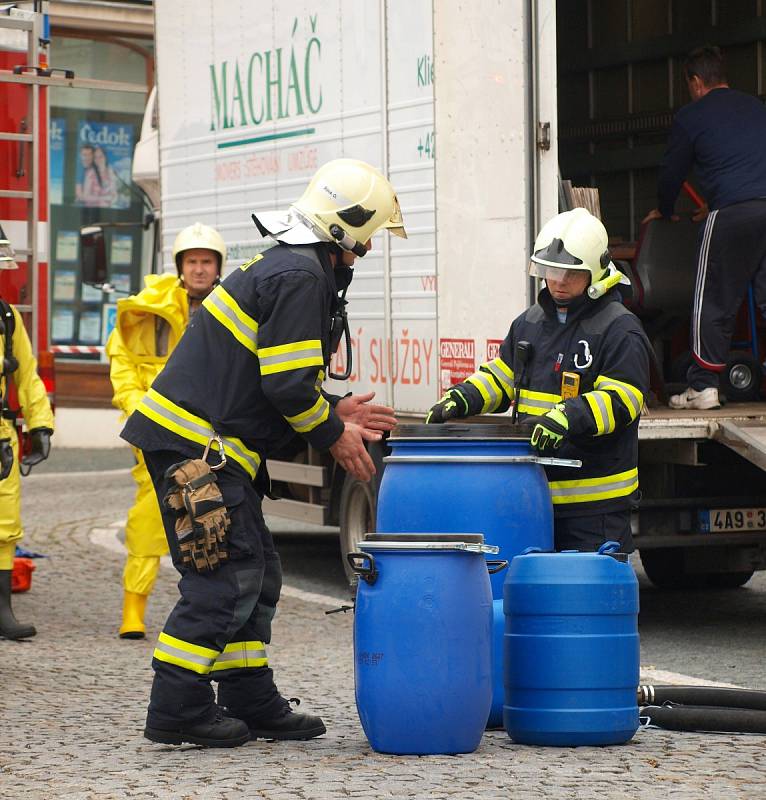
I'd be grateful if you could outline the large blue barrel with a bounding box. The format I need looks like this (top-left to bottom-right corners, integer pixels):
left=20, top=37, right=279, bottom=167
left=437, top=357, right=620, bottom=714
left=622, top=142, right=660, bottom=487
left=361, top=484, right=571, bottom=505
left=350, top=534, right=495, bottom=755
left=376, top=423, right=556, bottom=728
left=503, top=542, right=640, bottom=746
left=377, top=424, right=554, bottom=599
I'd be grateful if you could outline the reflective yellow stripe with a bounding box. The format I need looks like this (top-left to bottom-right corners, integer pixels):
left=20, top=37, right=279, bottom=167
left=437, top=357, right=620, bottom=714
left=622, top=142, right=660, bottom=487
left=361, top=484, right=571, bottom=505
left=466, top=371, right=502, bottom=413
left=595, top=375, right=643, bottom=422
left=202, top=285, right=259, bottom=354
left=549, top=467, right=639, bottom=504
left=585, top=390, right=616, bottom=435
left=136, top=388, right=261, bottom=478
left=210, top=640, right=268, bottom=672
left=483, top=358, right=515, bottom=396
left=240, top=254, right=264, bottom=272
left=518, top=389, right=561, bottom=416
left=285, top=394, right=331, bottom=433
left=258, top=339, right=324, bottom=376
left=152, top=632, right=220, bottom=675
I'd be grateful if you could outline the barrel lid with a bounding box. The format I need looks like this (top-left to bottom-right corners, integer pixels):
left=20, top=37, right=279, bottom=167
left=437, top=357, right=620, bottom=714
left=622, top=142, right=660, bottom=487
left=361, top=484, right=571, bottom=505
left=364, top=533, right=485, bottom=544
left=391, top=422, right=533, bottom=440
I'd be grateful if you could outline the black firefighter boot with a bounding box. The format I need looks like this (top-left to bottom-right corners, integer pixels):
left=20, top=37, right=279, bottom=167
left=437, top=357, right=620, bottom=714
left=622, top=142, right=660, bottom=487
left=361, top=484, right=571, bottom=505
left=0, top=569, right=36, bottom=639
left=237, top=697, right=326, bottom=741
left=144, top=707, right=251, bottom=748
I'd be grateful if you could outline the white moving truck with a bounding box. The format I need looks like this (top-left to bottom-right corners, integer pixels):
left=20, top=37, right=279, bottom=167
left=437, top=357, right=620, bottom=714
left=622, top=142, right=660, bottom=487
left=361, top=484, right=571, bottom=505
left=128, top=0, right=766, bottom=589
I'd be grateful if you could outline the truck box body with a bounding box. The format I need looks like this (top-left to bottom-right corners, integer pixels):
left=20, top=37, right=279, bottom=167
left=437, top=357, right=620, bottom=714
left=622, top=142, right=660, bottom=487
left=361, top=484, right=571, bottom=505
left=150, top=1, right=766, bottom=588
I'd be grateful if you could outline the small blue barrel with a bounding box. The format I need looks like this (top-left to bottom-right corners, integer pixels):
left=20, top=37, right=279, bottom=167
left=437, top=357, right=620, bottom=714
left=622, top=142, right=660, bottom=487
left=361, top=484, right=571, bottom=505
left=349, top=534, right=496, bottom=755
left=376, top=424, right=555, bottom=728
left=503, top=542, right=640, bottom=746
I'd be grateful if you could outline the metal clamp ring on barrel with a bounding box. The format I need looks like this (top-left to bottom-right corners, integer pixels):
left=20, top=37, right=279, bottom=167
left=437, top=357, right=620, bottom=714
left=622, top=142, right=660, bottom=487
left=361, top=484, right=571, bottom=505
left=382, top=455, right=582, bottom=468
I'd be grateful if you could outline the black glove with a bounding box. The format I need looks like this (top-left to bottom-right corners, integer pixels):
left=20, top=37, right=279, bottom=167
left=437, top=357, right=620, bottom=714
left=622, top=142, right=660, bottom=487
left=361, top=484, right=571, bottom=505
left=0, top=438, right=13, bottom=481
left=426, top=389, right=466, bottom=424
left=21, top=428, right=52, bottom=469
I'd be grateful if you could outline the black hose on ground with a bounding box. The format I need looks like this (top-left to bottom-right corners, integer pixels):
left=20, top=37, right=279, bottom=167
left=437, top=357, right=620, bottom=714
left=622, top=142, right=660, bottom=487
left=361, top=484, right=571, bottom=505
left=638, top=684, right=766, bottom=711
left=640, top=704, right=766, bottom=734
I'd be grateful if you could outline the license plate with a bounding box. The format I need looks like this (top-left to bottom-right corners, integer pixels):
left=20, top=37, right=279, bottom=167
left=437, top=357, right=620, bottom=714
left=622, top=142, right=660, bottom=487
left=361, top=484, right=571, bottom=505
left=699, top=507, right=766, bottom=533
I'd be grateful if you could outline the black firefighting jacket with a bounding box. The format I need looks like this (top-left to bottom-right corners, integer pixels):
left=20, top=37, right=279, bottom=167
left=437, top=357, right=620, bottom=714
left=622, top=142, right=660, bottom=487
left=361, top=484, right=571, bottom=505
left=451, top=287, right=651, bottom=517
left=121, top=244, right=345, bottom=479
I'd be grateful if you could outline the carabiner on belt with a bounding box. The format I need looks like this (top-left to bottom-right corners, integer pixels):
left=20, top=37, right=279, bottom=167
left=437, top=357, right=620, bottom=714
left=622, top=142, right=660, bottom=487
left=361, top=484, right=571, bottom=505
left=202, top=433, right=227, bottom=471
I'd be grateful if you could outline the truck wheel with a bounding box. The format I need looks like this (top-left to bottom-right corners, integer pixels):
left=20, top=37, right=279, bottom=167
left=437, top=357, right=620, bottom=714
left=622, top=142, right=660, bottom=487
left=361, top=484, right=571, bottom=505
left=639, top=548, right=754, bottom=590
left=339, top=473, right=376, bottom=592
left=721, top=350, right=762, bottom=402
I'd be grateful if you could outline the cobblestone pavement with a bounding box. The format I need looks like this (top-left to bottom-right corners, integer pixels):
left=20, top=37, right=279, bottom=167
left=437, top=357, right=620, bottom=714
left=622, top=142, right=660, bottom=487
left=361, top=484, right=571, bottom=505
left=1, top=468, right=765, bottom=799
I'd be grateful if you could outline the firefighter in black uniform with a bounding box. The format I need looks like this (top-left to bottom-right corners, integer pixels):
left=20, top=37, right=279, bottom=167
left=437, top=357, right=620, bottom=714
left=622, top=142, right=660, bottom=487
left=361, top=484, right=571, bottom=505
left=426, top=208, right=651, bottom=553
left=122, top=158, right=406, bottom=748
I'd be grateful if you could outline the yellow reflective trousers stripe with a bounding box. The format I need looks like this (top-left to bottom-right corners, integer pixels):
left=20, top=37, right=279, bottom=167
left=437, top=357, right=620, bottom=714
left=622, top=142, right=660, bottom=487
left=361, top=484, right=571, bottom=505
left=210, top=640, right=268, bottom=672
left=258, top=339, right=324, bottom=376
left=153, top=634, right=269, bottom=674
left=153, top=631, right=220, bottom=674
left=202, top=285, right=259, bottom=355
left=136, top=388, right=261, bottom=478
left=549, top=467, right=639, bottom=505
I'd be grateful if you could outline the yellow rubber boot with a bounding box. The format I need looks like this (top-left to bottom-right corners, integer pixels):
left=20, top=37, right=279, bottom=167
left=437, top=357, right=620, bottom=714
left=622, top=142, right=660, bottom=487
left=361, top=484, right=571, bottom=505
left=119, top=591, right=148, bottom=639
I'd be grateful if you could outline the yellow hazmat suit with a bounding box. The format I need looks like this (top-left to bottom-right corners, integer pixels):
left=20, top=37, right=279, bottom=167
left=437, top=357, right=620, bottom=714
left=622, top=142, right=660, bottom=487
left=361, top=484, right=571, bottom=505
left=106, top=273, right=188, bottom=636
left=0, top=305, right=55, bottom=570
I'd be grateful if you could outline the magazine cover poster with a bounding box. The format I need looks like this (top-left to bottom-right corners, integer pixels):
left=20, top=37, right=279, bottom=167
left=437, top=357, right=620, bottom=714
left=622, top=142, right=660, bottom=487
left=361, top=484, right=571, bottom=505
left=75, top=121, right=133, bottom=209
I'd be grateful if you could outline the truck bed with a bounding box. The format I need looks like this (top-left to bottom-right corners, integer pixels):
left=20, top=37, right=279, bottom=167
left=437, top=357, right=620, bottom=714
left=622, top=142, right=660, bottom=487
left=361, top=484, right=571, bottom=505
left=639, top=402, right=766, bottom=439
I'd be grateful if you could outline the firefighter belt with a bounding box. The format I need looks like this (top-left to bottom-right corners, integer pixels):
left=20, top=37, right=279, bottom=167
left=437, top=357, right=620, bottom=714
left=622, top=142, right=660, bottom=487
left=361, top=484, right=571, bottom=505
left=163, top=458, right=230, bottom=572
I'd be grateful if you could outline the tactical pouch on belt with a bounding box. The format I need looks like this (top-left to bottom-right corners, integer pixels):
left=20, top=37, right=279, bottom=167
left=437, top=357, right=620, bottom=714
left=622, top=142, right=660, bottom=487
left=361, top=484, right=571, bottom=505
left=163, top=459, right=230, bottom=572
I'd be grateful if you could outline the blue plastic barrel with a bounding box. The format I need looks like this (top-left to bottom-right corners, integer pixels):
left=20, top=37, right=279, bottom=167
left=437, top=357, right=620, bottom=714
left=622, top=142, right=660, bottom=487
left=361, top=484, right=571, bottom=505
left=376, top=423, right=555, bottom=728
left=349, top=534, right=496, bottom=755
left=503, top=542, right=640, bottom=746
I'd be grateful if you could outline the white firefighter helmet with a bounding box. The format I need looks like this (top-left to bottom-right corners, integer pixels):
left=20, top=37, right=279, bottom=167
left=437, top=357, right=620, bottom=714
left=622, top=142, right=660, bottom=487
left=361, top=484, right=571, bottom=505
left=172, top=222, right=227, bottom=273
left=0, top=224, right=18, bottom=270
left=529, top=208, right=617, bottom=283
left=252, top=158, right=407, bottom=256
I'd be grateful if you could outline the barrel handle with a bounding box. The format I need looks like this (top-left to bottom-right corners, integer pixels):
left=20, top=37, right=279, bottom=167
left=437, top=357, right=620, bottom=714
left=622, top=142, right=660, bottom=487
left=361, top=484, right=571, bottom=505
left=486, top=559, right=509, bottom=574
left=346, top=552, right=378, bottom=585
left=598, top=540, right=621, bottom=555
left=520, top=546, right=551, bottom=555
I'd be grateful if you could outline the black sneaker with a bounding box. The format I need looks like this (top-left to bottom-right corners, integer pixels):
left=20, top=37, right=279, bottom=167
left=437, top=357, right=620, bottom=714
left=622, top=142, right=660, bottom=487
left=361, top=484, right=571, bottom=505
left=144, top=709, right=250, bottom=748
left=235, top=698, right=326, bottom=741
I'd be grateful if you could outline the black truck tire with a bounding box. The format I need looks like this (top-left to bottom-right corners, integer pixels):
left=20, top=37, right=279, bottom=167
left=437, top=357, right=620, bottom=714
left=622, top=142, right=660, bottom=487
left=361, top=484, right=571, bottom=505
left=639, top=547, right=754, bottom=590
left=339, top=472, right=376, bottom=591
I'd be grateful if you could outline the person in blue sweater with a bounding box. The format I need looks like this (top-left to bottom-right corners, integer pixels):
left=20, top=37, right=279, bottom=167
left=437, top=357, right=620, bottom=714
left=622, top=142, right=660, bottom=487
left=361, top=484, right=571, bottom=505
left=644, top=45, right=766, bottom=410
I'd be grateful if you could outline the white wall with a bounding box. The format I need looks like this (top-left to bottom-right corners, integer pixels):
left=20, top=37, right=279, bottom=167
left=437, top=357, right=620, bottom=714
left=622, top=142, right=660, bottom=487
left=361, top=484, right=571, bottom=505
left=433, top=0, right=558, bottom=364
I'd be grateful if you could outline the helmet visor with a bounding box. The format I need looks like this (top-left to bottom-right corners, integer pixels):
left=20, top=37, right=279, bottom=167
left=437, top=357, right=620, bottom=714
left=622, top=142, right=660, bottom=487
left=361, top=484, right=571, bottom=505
left=528, top=260, right=590, bottom=283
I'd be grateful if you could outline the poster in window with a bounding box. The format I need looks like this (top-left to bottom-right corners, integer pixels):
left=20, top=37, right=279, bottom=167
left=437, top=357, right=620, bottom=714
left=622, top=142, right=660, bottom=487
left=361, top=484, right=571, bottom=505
left=49, top=118, right=65, bottom=206
left=53, top=270, right=76, bottom=301
left=102, top=303, right=117, bottom=345
left=52, top=307, right=74, bottom=341
left=111, top=272, right=132, bottom=295
left=75, top=121, right=133, bottom=210
left=81, top=283, right=103, bottom=302
left=55, top=231, right=79, bottom=263
left=110, top=234, right=134, bottom=266
left=79, top=310, right=102, bottom=344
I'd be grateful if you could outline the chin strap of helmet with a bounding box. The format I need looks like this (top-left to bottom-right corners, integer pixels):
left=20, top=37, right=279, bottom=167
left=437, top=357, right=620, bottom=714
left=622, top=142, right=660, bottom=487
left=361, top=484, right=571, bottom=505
left=329, top=224, right=368, bottom=258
